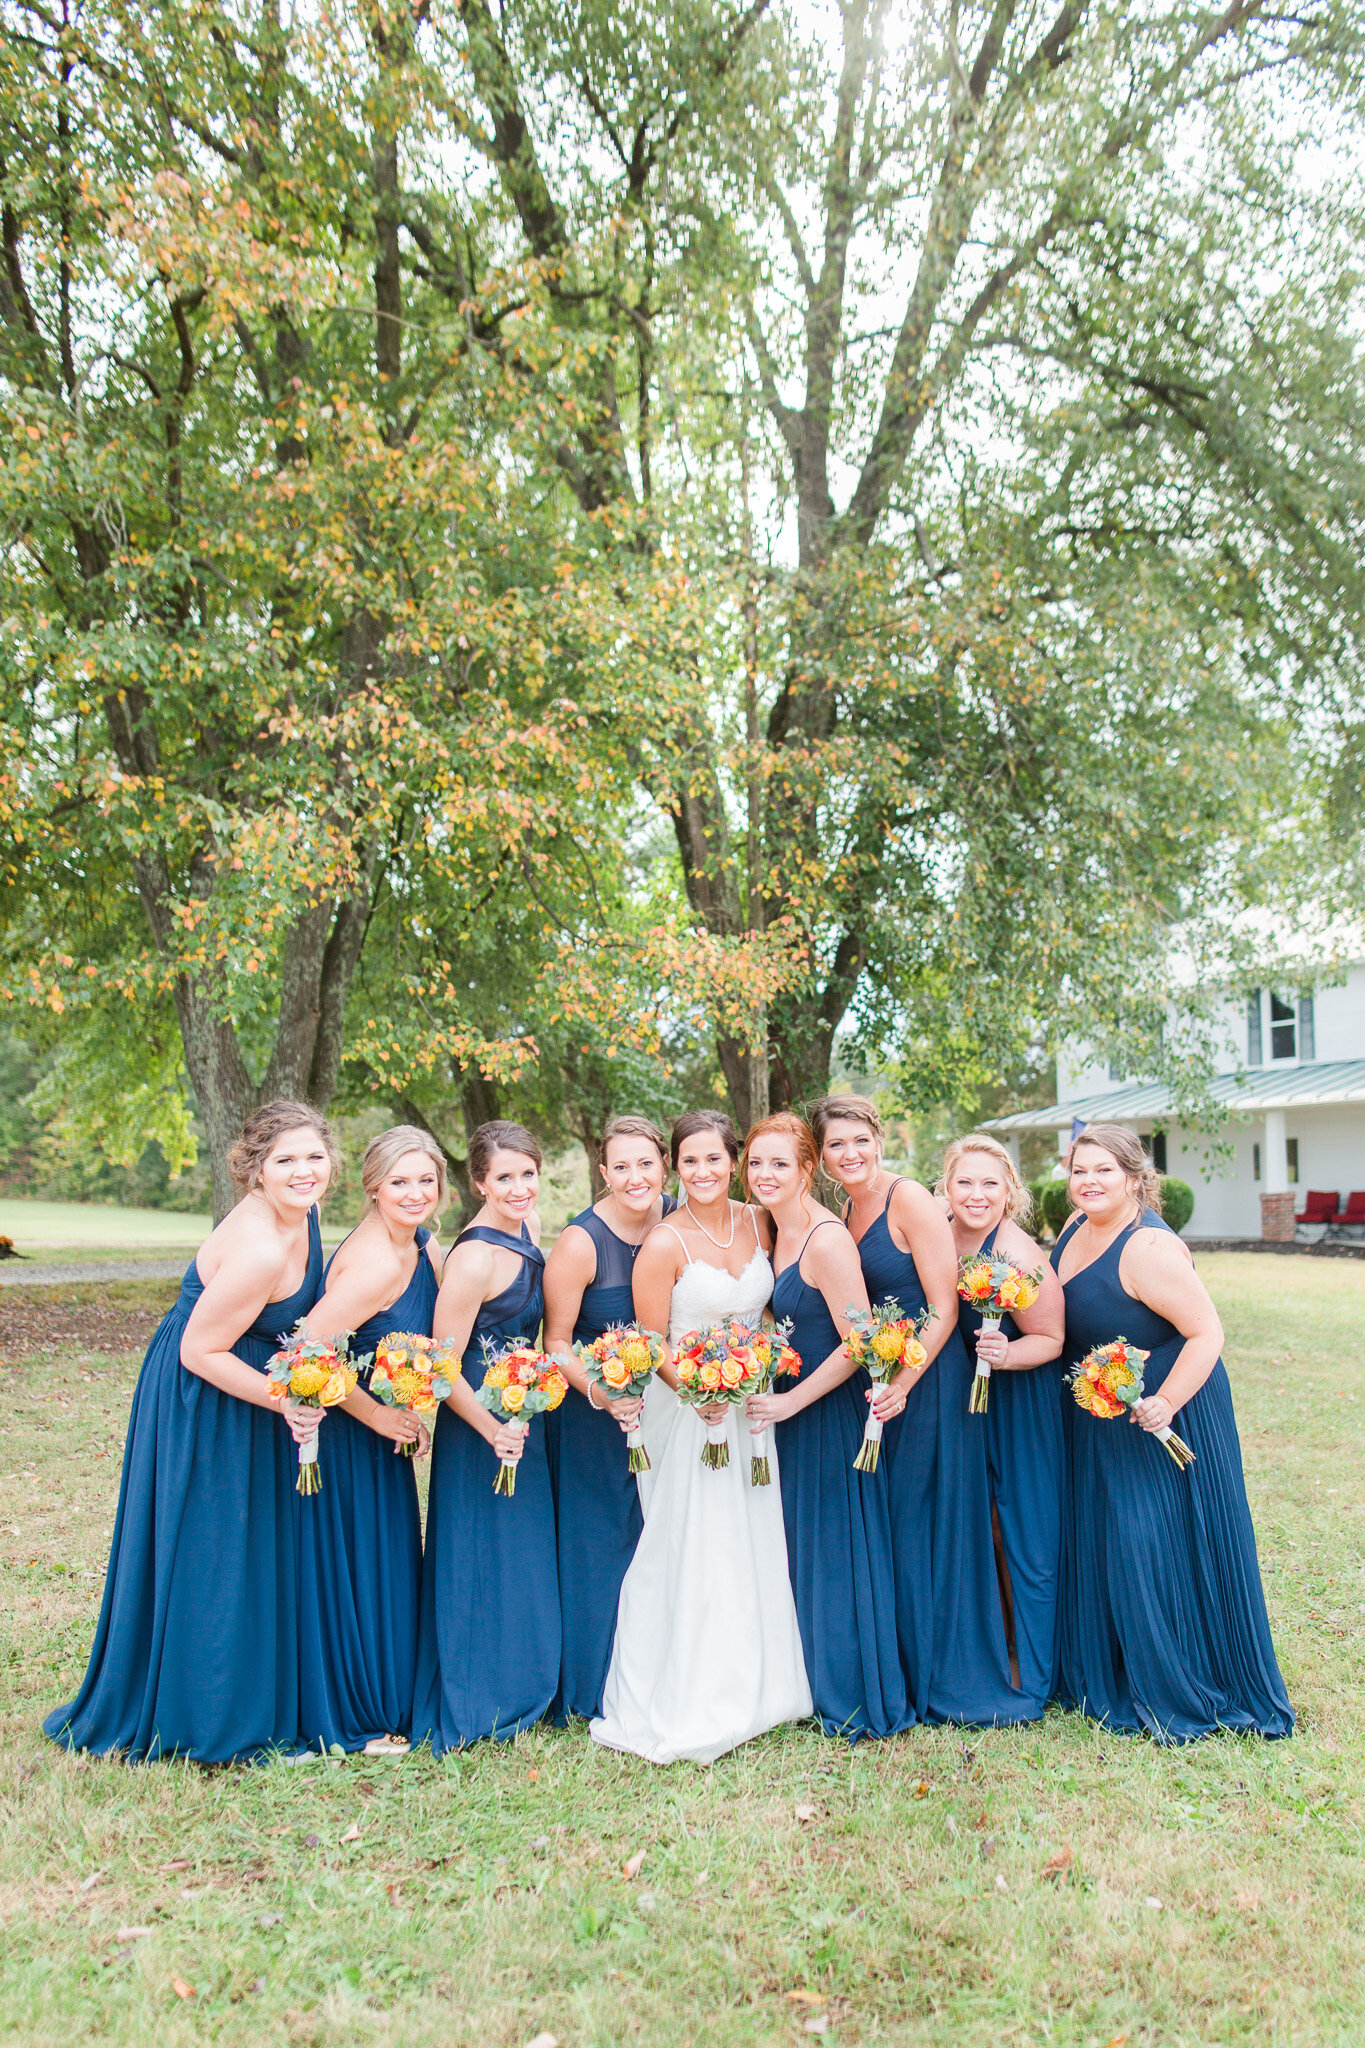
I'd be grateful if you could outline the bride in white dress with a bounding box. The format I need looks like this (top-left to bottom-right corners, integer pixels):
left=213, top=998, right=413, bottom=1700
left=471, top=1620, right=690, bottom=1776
left=590, top=1111, right=812, bottom=1765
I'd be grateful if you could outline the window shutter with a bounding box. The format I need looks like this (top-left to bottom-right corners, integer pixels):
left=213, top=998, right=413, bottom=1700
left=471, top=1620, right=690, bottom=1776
left=1247, top=990, right=1262, bottom=1065
left=1298, top=994, right=1315, bottom=1061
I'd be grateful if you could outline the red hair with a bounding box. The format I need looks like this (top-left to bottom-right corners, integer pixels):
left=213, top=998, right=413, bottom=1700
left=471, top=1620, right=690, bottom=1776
left=740, top=1113, right=819, bottom=1196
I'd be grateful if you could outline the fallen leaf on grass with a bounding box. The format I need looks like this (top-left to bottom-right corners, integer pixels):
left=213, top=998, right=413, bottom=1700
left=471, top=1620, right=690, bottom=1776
left=264, top=1825, right=291, bottom=1836
left=159, top=1859, right=190, bottom=1872
left=339, top=1824, right=362, bottom=1844
left=116, top=1927, right=153, bottom=1944
left=623, top=1848, right=647, bottom=1880
left=525, top=2034, right=559, bottom=2048
left=1041, top=1847, right=1073, bottom=1882
left=78, top=1871, right=101, bottom=1893
left=994, top=1874, right=1009, bottom=1894
left=303, top=1833, right=320, bottom=1849
left=1235, top=1890, right=1261, bottom=1914
left=912, top=1781, right=929, bottom=1799
left=803, top=2019, right=831, bottom=2036
left=794, top=1804, right=818, bottom=1823
left=1144, top=1896, right=1163, bottom=1911
left=786, top=1990, right=826, bottom=2006
left=1101, top=2037, right=1128, bottom=2048
left=170, top=1978, right=196, bottom=2000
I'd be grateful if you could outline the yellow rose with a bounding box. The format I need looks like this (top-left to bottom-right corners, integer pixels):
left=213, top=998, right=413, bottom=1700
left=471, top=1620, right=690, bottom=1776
left=700, top=1363, right=723, bottom=1391
left=602, top=1356, right=631, bottom=1389
left=502, top=1383, right=526, bottom=1412
left=904, top=1338, right=927, bottom=1371
left=385, top=1347, right=408, bottom=1368
left=720, top=1357, right=743, bottom=1388
left=320, top=1368, right=352, bottom=1406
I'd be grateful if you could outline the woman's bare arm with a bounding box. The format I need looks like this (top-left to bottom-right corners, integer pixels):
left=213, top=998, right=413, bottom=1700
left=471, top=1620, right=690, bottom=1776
left=1121, top=1229, right=1224, bottom=1426
left=632, top=1227, right=686, bottom=1390
left=433, top=1240, right=526, bottom=1456
left=973, top=1220, right=1064, bottom=1371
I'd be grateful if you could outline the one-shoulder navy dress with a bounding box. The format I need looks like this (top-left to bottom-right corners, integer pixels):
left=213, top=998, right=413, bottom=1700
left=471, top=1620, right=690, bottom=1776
left=296, top=1226, right=437, bottom=1752
left=956, top=1222, right=1063, bottom=1717
left=411, top=1223, right=559, bottom=1750
left=1052, top=1211, right=1292, bottom=1741
left=771, top=1222, right=909, bottom=1739
left=546, top=1202, right=672, bottom=1720
left=44, top=1212, right=323, bottom=1762
left=853, top=1184, right=1026, bottom=1725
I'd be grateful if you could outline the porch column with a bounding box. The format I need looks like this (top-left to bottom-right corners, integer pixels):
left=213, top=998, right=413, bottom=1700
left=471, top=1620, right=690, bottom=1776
left=1002, top=1133, right=1021, bottom=1170
left=1260, top=1109, right=1294, bottom=1241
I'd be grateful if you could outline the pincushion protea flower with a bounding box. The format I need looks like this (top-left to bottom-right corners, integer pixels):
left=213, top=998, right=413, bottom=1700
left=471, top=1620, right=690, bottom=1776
left=1068, top=1338, right=1194, bottom=1468
left=574, top=1323, right=664, bottom=1472
left=844, top=1299, right=934, bottom=1472
left=266, top=1328, right=361, bottom=1495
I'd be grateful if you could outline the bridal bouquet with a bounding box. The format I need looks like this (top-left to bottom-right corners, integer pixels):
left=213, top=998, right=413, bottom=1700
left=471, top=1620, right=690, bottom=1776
left=734, top=1321, right=801, bottom=1486
left=673, top=1319, right=765, bottom=1470
left=956, top=1250, right=1043, bottom=1413
left=1069, top=1337, right=1195, bottom=1469
left=844, top=1299, right=932, bottom=1473
left=367, top=1332, right=453, bottom=1454
left=266, top=1330, right=360, bottom=1495
left=575, top=1323, right=664, bottom=1473
left=476, top=1339, right=568, bottom=1496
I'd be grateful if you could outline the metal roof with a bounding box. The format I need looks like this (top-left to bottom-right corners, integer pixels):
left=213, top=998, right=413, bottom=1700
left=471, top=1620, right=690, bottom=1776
left=980, top=1059, right=1365, bottom=1132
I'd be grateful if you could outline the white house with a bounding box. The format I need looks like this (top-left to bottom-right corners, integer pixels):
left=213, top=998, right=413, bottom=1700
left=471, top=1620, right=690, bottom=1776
left=981, top=968, right=1365, bottom=1240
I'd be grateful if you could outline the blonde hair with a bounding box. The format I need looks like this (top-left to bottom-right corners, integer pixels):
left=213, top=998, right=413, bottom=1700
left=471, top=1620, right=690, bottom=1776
left=228, top=1100, right=340, bottom=1194
left=740, top=1112, right=819, bottom=1197
left=810, top=1093, right=884, bottom=1152
left=936, top=1134, right=1032, bottom=1222
left=360, top=1124, right=448, bottom=1218
left=600, top=1114, right=669, bottom=1167
left=1070, top=1122, right=1162, bottom=1215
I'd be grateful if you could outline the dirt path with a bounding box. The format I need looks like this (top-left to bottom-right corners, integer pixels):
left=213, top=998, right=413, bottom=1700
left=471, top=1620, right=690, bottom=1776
left=0, top=1258, right=187, bottom=1287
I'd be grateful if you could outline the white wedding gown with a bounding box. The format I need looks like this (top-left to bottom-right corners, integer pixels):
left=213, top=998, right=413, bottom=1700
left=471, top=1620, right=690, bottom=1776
left=590, top=1230, right=813, bottom=1764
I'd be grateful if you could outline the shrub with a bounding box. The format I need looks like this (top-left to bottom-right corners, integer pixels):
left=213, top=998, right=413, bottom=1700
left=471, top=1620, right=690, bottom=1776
left=1040, top=1178, right=1075, bottom=1236
left=1025, top=1177, right=1051, bottom=1234
left=1161, top=1177, right=1195, bottom=1233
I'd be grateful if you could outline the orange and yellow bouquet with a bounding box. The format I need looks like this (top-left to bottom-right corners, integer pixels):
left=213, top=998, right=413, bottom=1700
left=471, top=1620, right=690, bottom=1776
left=734, top=1321, right=801, bottom=1486
left=367, top=1332, right=454, bottom=1454
left=844, top=1299, right=933, bottom=1473
left=574, top=1324, right=664, bottom=1473
left=266, top=1330, right=360, bottom=1495
left=1069, top=1337, right=1195, bottom=1469
left=476, top=1339, right=567, bottom=1496
left=956, top=1251, right=1043, bottom=1413
left=673, top=1320, right=766, bottom=1470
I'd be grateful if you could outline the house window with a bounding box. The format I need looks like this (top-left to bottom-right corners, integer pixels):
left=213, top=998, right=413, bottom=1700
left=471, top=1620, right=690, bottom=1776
left=1107, top=1060, right=1124, bottom=1081
left=1152, top=1131, right=1168, bottom=1173
left=1269, top=994, right=1296, bottom=1061
left=1298, top=994, right=1316, bottom=1061
left=1247, top=990, right=1262, bottom=1065
left=1286, top=1137, right=1299, bottom=1184
left=1253, top=1143, right=1261, bottom=1181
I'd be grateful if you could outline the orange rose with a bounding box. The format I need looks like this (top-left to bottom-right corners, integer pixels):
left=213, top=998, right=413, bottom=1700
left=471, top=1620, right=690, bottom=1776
left=700, top=1362, right=723, bottom=1391
left=602, top=1355, right=631, bottom=1389
left=720, top=1358, right=743, bottom=1388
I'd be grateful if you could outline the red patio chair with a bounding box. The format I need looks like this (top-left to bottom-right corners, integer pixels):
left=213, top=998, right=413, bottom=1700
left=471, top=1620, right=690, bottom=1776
left=1337, top=1191, right=1365, bottom=1224
left=1295, top=1189, right=1339, bottom=1224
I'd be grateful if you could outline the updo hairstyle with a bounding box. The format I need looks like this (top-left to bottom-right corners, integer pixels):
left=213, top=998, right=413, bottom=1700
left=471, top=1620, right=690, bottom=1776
left=361, top=1124, right=448, bottom=1216
left=936, top=1134, right=1032, bottom=1222
left=468, top=1119, right=543, bottom=1187
left=1070, top=1121, right=1163, bottom=1214
left=809, top=1093, right=884, bottom=1152
left=670, top=1109, right=739, bottom=1169
left=740, top=1112, right=819, bottom=1194
left=600, top=1114, right=670, bottom=1166
left=228, top=1100, right=340, bottom=1194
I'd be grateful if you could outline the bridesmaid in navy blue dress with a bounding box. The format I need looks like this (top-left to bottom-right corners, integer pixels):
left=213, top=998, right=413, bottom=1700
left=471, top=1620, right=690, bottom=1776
left=941, top=1135, right=1066, bottom=1717
left=411, top=1119, right=559, bottom=1751
left=44, top=1101, right=336, bottom=1763
left=1053, top=1123, right=1292, bottom=1742
left=542, top=1115, right=673, bottom=1721
left=298, top=1126, right=445, bottom=1752
left=814, top=1095, right=1026, bottom=1726
left=744, top=1114, right=909, bottom=1740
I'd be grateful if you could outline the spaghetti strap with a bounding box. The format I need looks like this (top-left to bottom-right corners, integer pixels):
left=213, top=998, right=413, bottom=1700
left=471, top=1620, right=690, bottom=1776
left=882, top=1176, right=902, bottom=1212
left=660, top=1221, right=694, bottom=1265
left=792, top=1215, right=841, bottom=1279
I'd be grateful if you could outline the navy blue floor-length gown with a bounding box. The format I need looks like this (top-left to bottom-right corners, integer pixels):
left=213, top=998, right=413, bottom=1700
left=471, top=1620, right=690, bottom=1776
left=771, top=1222, right=909, bottom=1739
left=411, top=1224, right=560, bottom=1750
left=1052, top=1213, right=1292, bottom=1742
left=296, top=1226, right=437, bottom=1751
left=546, top=1203, right=669, bottom=1720
left=44, top=1212, right=324, bottom=1763
left=853, top=1183, right=1027, bottom=1725
left=957, top=1222, right=1063, bottom=1716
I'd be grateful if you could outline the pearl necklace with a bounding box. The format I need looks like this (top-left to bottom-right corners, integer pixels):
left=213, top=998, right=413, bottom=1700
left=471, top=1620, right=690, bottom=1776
left=679, top=1198, right=737, bottom=1250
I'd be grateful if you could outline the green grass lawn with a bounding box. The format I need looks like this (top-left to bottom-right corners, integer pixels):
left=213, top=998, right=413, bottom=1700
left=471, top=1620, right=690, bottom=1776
left=0, top=1253, right=1362, bottom=2047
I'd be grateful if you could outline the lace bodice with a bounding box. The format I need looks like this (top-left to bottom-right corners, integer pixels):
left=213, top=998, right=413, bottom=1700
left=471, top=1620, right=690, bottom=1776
left=667, top=1246, right=774, bottom=1344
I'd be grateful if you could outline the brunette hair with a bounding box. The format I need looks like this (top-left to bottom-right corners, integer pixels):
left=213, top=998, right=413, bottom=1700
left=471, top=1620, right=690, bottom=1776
left=1070, top=1121, right=1163, bottom=1215
left=670, top=1108, right=739, bottom=1170
left=600, top=1114, right=669, bottom=1168
left=360, top=1124, right=448, bottom=1217
left=740, top=1112, right=819, bottom=1196
left=936, top=1133, right=1032, bottom=1223
left=810, top=1093, right=884, bottom=1153
left=467, top=1119, right=543, bottom=1187
left=228, top=1100, right=340, bottom=1194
